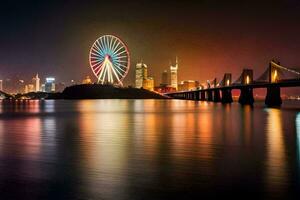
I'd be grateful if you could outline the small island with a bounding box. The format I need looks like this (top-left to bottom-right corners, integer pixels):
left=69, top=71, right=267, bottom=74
left=13, top=84, right=167, bottom=100
left=62, top=84, right=167, bottom=99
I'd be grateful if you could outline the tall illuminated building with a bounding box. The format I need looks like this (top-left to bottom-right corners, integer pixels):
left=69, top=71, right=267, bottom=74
left=170, top=57, right=178, bottom=90
left=161, top=70, right=169, bottom=86
left=0, top=80, right=2, bottom=91
left=135, top=62, right=148, bottom=88
left=143, top=77, right=154, bottom=91
left=31, top=74, right=40, bottom=92
left=34, top=74, right=40, bottom=92
left=45, top=77, right=56, bottom=92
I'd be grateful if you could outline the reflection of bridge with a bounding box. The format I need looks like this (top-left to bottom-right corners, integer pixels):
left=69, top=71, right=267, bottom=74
left=166, top=60, right=300, bottom=106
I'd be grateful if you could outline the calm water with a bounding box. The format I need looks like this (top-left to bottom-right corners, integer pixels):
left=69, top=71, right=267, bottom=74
left=0, top=99, right=300, bottom=199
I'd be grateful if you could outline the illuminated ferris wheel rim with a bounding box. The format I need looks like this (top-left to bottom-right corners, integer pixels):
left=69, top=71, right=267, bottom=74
left=89, top=34, right=130, bottom=85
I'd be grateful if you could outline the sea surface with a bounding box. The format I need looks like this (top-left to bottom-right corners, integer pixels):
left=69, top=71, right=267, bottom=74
left=0, top=99, right=300, bottom=199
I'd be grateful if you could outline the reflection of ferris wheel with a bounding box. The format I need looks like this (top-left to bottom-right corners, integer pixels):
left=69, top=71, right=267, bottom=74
left=89, top=35, right=130, bottom=85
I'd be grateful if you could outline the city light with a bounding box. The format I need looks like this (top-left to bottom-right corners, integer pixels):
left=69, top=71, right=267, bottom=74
left=246, top=75, right=250, bottom=84
left=46, top=77, right=55, bottom=83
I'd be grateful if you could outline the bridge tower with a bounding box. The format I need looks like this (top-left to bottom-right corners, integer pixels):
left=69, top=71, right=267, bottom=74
left=221, top=73, right=233, bottom=103
left=265, top=60, right=282, bottom=106
left=238, top=69, right=254, bottom=105
left=211, top=78, right=221, bottom=102
left=206, top=80, right=213, bottom=101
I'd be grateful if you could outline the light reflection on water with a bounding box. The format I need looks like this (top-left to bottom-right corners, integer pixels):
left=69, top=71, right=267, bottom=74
left=0, top=99, right=299, bottom=199
left=265, top=108, right=288, bottom=196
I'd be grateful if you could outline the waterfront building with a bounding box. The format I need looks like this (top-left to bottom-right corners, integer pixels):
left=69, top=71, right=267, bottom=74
left=135, top=62, right=148, bottom=88
left=32, top=73, right=40, bottom=92
left=154, top=85, right=176, bottom=93
left=45, top=77, right=56, bottom=92
left=170, top=57, right=178, bottom=90
left=161, top=70, right=169, bottom=86
left=82, top=76, right=93, bottom=84
left=143, top=77, right=154, bottom=91
left=25, top=84, right=35, bottom=93
left=178, top=80, right=200, bottom=91
left=41, top=84, right=45, bottom=92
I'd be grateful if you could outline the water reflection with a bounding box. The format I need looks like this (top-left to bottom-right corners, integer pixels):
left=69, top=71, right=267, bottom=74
left=0, top=100, right=299, bottom=199
left=296, top=113, right=300, bottom=174
left=78, top=100, right=130, bottom=199
left=265, top=108, right=288, bottom=195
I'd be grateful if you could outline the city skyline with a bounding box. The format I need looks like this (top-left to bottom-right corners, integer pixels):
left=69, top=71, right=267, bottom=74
left=1, top=1, right=300, bottom=89
left=1, top=1, right=300, bottom=199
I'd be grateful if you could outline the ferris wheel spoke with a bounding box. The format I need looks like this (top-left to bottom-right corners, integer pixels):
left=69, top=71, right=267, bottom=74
left=114, top=55, right=128, bottom=60
left=110, top=64, right=121, bottom=83
left=93, top=61, right=104, bottom=72
left=95, top=40, right=106, bottom=56
left=112, top=43, right=125, bottom=54
left=91, top=55, right=103, bottom=61
left=109, top=67, right=114, bottom=83
left=92, top=43, right=103, bottom=54
left=114, top=49, right=127, bottom=57
left=91, top=58, right=104, bottom=64
left=103, top=36, right=109, bottom=54
left=103, top=65, right=110, bottom=84
left=99, top=37, right=108, bottom=55
left=117, top=59, right=129, bottom=63
left=111, top=38, right=120, bottom=53
left=115, top=62, right=128, bottom=69
left=91, top=51, right=104, bottom=58
left=93, top=47, right=105, bottom=58
left=98, top=68, right=105, bottom=81
left=94, top=66, right=102, bottom=76
left=112, top=39, right=122, bottom=53
left=108, top=36, right=115, bottom=54
left=113, top=65, right=125, bottom=77
left=113, top=45, right=125, bottom=56
left=91, top=61, right=102, bottom=70
left=99, top=65, right=107, bottom=84
left=114, top=63, right=126, bottom=73
left=104, top=36, right=111, bottom=54
left=107, top=36, right=114, bottom=56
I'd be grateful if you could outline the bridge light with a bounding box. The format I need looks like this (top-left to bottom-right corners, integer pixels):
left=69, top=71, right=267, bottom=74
left=273, top=70, right=277, bottom=82
left=246, top=75, right=250, bottom=84
left=226, top=79, right=230, bottom=86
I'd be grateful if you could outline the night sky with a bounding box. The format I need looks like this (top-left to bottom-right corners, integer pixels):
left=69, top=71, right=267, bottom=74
left=1, top=0, right=300, bottom=89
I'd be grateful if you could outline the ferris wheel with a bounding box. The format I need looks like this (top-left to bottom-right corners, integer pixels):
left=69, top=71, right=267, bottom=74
left=89, top=35, right=130, bottom=85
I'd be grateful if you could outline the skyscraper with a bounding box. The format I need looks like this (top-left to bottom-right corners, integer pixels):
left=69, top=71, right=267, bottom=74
left=170, top=57, right=178, bottom=90
left=135, top=62, right=148, bottom=88
left=161, top=70, right=169, bottom=86
left=0, top=80, right=2, bottom=91
left=34, top=74, right=40, bottom=92
left=45, top=77, right=56, bottom=92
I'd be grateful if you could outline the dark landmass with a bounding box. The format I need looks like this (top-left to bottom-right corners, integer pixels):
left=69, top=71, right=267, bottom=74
left=0, top=90, right=13, bottom=99
left=62, top=84, right=167, bottom=99
left=13, top=84, right=167, bottom=99
left=15, top=92, right=62, bottom=99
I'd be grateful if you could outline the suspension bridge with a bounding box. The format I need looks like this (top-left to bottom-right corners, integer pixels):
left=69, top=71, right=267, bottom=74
left=166, top=60, right=300, bottom=106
